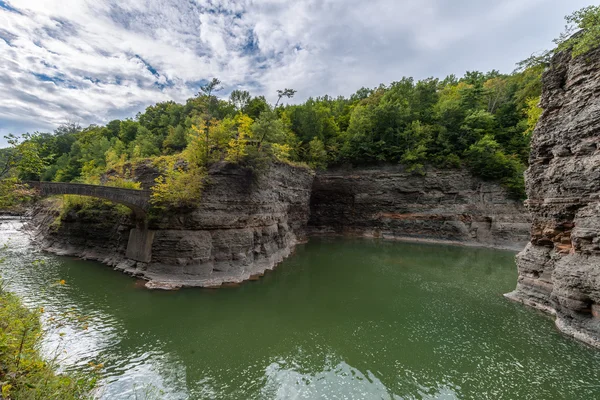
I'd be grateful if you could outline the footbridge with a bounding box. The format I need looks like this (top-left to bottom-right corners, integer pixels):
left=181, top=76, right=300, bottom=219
left=26, top=181, right=151, bottom=219
left=26, top=181, right=155, bottom=263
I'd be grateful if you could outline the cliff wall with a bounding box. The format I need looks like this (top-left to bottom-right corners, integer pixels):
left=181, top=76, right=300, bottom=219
left=30, top=162, right=531, bottom=289
left=310, top=166, right=530, bottom=250
left=506, top=46, right=600, bottom=347
left=31, top=162, right=314, bottom=289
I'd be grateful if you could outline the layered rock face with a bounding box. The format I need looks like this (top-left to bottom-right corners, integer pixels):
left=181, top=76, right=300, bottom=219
left=31, top=162, right=314, bottom=288
left=31, top=161, right=532, bottom=289
left=310, top=166, right=530, bottom=250
left=506, top=46, right=600, bottom=347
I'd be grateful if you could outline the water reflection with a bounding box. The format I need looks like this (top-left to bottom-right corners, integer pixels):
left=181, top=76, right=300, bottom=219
left=2, top=218, right=600, bottom=399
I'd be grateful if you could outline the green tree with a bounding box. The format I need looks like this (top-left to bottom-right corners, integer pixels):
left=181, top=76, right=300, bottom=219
left=275, top=88, right=297, bottom=107
left=163, top=125, right=187, bottom=153
left=229, top=90, right=251, bottom=111
left=1, top=133, right=47, bottom=179
left=307, top=137, right=328, bottom=169
left=556, top=5, right=600, bottom=57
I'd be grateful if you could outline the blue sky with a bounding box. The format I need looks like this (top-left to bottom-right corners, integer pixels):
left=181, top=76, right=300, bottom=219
left=0, top=0, right=594, bottom=145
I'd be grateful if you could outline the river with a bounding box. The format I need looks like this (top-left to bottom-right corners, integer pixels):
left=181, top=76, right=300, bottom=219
left=1, top=217, right=600, bottom=399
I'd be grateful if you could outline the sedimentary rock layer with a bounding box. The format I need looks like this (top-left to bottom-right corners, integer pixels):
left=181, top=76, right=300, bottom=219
left=506, top=46, right=600, bottom=347
left=31, top=162, right=314, bottom=289
left=30, top=161, right=531, bottom=289
left=310, top=166, right=530, bottom=250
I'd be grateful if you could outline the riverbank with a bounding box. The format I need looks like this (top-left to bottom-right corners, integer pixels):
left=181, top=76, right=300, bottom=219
left=0, top=286, right=96, bottom=399
left=26, top=163, right=531, bottom=290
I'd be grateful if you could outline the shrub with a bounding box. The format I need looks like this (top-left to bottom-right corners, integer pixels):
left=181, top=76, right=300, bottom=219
left=0, top=179, right=37, bottom=210
left=0, top=289, right=96, bottom=399
left=466, top=135, right=526, bottom=199
left=150, top=160, right=205, bottom=209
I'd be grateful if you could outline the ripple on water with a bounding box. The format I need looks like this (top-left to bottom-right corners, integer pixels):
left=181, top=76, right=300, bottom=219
left=2, top=221, right=600, bottom=399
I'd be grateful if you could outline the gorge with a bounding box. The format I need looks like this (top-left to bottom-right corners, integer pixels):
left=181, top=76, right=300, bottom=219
left=28, top=162, right=531, bottom=290
left=25, top=41, right=600, bottom=351
left=506, top=44, right=600, bottom=347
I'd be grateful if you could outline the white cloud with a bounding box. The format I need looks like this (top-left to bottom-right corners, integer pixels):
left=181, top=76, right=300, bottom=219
left=0, top=0, right=594, bottom=142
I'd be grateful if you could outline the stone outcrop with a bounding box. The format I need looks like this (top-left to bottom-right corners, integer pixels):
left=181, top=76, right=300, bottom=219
left=310, top=166, right=530, bottom=250
left=30, top=162, right=314, bottom=289
left=30, top=161, right=531, bottom=289
left=505, top=45, right=600, bottom=347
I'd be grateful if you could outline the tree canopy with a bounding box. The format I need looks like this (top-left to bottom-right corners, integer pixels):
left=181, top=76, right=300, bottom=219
left=4, top=61, right=547, bottom=201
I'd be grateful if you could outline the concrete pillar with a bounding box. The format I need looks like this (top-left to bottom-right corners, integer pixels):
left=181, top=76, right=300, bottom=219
left=126, top=228, right=155, bottom=263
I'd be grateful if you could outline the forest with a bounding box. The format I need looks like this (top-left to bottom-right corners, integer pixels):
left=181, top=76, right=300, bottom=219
left=1, top=67, right=542, bottom=205
left=2, top=5, right=599, bottom=209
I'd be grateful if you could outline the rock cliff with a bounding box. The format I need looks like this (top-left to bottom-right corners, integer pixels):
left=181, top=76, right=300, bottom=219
left=506, top=45, right=600, bottom=347
left=310, top=166, right=530, bottom=250
left=30, top=162, right=531, bottom=289
left=31, top=162, right=314, bottom=289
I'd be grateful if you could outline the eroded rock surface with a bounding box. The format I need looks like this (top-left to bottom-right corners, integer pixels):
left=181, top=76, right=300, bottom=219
left=30, top=162, right=314, bottom=288
left=506, top=46, right=600, bottom=347
left=310, top=166, right=530, bottom=250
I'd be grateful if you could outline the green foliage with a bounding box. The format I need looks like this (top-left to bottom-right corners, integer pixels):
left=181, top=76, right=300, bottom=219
left=517, top=6, right=600, bottom=71
left=307, top=137, right=328, bottom=169
left=56, top=195, right=131, bottom=226
left=0, top=288, right=96, bottom=399
left=9, top=46, right=555, bottom=203
left=466, top=135, right=525, bottom=198
left=163, top=125, right=187, bottom=153
left=524, top=96, right=542, bottom=138
left=150, top=159, right=205, bottom=209
left=0, top=179, right=37, bottom=210
left=1, top=133, right=48, bottom=180
left=556, top=6, right=600, bottom=57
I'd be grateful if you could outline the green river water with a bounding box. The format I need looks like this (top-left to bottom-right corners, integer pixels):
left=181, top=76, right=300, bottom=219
left=1, top=218, right=600, bottom=399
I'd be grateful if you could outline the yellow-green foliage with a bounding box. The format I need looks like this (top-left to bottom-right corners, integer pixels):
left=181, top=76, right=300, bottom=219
left=104, top=177, right=141, bottom=190
left=225, top=114, right=253, bottom=163
left=150, top=159, right=205, bottom=209
left=0, top=179, right=36, bottom=211
left=271, top=143, right=292, bottom=162
left=557, top=6, right=600, bottom=58
left=57, top=196, right=131, bottom=226
left=524, top=96, right=542, bottom=137
left=0, top=287, right=96, bottom=399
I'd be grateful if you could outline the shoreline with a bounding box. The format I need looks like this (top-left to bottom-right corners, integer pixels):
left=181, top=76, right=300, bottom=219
left=33, top=228, right=526, bottom=290
left=504, top=290, right=600, bottom=349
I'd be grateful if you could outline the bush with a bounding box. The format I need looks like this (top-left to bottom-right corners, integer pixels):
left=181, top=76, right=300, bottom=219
left=466, top=135, right=526, bottom=199
left=0, top=179, right=37, bottom=211
left=150, top=160, right=205, bottom=209
left=0, top=288, right=96, bottom=399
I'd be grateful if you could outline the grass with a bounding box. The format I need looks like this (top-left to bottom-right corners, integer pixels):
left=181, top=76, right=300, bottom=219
left=0, top=283, right=97, bottom=399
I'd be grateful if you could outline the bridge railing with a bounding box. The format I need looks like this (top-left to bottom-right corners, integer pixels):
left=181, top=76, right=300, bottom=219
left=24, top=181, right=152, bottom=197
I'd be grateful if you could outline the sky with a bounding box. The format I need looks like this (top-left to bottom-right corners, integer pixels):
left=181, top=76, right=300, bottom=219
left=0, top=0, right=595, bottom=144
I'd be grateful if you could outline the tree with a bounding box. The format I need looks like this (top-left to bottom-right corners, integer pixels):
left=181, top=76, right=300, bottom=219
left=1, top=133, right=47, bottom=179
left=252, top=111, right=287, bottom=150
left=523, top=96, right=542, bottom=138
left=226, top=114, right=253, bottom=163
left=275, top=88, right=297, bottom=107
left=483, top=77, right=509, bottom=114
left=245, top=96, right=270, bottom=120
left=128, top=127, right=161, bottom=159
left=119, top=120, right=140, bottom=144
left=230, top=90, right=251, bottom=111
left=307, top=137, right=328, bottom=169
left=466, top=135, right=520, bottom=180
left=517, top=5, right=600, bottom=71
left=163, top=125, right=187, bottom=153
left=199, top=78, right=222, bottom=97
left=555, top=5, right=600, bottom=57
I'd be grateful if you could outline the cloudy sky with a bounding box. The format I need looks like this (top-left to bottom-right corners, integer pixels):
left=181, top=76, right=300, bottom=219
left=0, top=0, right=593, bottom=143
